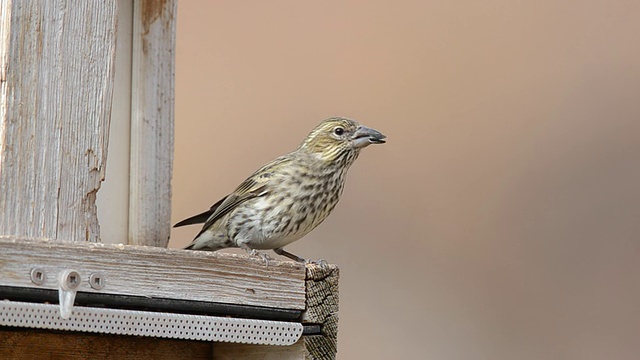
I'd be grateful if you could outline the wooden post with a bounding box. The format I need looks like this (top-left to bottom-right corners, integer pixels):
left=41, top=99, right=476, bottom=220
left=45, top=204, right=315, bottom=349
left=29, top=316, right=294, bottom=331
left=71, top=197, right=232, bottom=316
left=129, top=0, right=176, bottom=247
left=0, top=0, right=118, bottom=242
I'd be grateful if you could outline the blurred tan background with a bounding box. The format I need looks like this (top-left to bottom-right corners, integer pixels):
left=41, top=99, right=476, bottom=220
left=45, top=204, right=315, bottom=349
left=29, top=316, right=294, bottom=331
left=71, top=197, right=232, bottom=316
left=168, top=1, right=640, bottom=359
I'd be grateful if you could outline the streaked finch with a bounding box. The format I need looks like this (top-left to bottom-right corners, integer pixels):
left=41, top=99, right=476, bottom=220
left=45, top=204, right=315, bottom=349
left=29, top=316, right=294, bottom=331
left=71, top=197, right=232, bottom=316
left=175, top=117, right=386, bottom=262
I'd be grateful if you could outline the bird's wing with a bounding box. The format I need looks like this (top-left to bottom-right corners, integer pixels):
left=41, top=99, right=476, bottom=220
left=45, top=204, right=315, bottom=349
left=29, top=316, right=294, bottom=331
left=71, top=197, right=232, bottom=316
left=193, top=156, right=293, bottom=238
left=173, top=197, right=227, bottom=227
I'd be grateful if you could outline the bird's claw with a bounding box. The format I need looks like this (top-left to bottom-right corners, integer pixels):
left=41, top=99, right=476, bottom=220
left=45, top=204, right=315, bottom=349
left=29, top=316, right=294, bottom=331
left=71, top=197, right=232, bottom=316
left=247, top=249, right=272, bottom=266
left=305, top=258, right=329, bottom=267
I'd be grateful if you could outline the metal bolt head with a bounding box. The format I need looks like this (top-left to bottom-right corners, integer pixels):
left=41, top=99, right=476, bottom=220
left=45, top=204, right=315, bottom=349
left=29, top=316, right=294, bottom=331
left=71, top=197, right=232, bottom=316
left=61, top=270, right=81, bottom=290
left=89, top=272, right=106, bottom=290
left=30, top=268, right=46, bottom=285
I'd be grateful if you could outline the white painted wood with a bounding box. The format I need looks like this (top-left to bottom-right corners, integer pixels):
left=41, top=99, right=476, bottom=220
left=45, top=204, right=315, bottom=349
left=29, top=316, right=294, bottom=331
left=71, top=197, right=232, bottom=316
left=97, top=0, right=134, bottom=245
left=129, top=0, right=177, bottom=247
left=0, top=236, right=306, bottom=310
left=0, top=1, right=118, bottom=242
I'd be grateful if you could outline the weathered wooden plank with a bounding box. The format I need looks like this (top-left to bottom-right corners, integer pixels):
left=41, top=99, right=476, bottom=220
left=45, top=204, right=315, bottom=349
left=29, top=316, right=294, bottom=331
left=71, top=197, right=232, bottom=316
left=302, top=264, right=340, bottom=360
left=0, top=236, right=306, bottom=310
left=0, top=1, right=117, bottom=242
left=213, top=341, right=306, bottom=360
left=0, top=327, right=213, bottom=360
left=0, top=0, right=11, bottom=152
left=129, top=0, right=176, bottom=247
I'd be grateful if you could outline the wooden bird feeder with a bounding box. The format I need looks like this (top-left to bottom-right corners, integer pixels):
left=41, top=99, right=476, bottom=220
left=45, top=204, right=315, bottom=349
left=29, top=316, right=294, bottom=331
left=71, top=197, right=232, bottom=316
left=0, top=1, right=339, bottom=359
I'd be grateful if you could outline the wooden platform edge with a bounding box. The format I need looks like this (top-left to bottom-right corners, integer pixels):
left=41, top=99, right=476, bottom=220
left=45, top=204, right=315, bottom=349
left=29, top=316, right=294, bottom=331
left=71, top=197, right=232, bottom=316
left=0, top=236, right=306, bottom=311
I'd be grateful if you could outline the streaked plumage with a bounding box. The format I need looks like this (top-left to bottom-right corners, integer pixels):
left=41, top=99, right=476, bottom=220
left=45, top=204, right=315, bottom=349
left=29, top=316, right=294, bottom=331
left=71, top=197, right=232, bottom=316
left=175, top=117, right=386, bottom=262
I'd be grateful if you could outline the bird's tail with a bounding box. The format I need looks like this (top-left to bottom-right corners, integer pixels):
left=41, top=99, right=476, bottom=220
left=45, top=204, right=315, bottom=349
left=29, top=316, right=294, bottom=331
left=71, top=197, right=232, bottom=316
left=174, top=209, right=213, bottom=227
left=183, top=233, right=228, bottom=251
left=173, top=197, right=227, bottom=227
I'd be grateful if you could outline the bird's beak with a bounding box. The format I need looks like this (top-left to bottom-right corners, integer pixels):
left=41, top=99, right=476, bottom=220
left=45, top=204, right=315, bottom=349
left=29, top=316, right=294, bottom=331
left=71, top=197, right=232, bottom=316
left=352, top=125, right=387, bottom=149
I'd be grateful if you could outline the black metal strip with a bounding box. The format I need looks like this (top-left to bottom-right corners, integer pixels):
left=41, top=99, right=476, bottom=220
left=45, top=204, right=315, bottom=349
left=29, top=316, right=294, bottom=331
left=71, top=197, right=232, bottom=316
left=0, top=286, right=302, bottom=322
left=302, top=324, right=322, bottom=335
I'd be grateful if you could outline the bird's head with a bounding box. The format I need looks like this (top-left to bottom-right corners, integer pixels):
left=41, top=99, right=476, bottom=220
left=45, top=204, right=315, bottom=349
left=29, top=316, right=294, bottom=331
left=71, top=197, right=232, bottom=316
left=299, top=117, right=386, bottom=164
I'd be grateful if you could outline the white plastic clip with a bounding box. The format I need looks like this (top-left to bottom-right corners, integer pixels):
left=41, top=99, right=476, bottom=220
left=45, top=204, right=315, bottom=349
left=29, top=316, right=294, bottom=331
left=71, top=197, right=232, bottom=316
left=58, top=269, right=81, bottom=319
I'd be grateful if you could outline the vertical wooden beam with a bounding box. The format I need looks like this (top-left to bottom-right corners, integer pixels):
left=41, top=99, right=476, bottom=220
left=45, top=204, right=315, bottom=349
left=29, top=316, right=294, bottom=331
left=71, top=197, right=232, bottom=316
left=129, top=0, right=176, bottom=247
left=0, top=0, right=11, bottom=158
left=0, top=0, right=118, bottom=242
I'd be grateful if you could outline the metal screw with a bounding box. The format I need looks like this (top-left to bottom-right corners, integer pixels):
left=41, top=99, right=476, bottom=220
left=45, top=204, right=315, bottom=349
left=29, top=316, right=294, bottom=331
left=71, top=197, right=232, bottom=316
left=61, top=270, right=81, bottom=290
left=30, top=268, right=46, bottom=285
left=89, top=272, right=106, bottom=290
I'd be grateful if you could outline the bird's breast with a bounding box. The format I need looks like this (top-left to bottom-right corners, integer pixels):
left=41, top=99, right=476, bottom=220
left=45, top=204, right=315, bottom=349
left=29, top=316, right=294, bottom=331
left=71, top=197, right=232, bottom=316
left=227, top=171, right=346, bottom=249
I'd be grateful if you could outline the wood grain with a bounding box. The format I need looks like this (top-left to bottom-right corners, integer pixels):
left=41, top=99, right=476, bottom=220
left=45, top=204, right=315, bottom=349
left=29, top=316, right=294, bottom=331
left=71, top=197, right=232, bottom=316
left=302, top=264, right=340, bottom=360
left=0, top=236, right=306, bottom=310
left=0, top=0, right=10, bottom=148
left=129, top=0, right=177, bottom=247
left=213, top=342, right=306, bottom=360
left=0, top=327, right=213, bottom=360
left=0, top=1, right=117, bottom=243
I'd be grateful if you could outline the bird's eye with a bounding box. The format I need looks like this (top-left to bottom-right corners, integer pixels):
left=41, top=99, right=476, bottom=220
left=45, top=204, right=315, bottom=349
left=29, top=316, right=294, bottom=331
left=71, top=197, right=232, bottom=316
left=334, top=127, right=344, bottom=136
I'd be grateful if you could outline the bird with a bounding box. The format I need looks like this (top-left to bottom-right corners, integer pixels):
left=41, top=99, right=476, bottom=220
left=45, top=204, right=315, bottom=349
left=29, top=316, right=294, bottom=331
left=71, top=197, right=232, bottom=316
left=174, top=116, right=386, bottom=263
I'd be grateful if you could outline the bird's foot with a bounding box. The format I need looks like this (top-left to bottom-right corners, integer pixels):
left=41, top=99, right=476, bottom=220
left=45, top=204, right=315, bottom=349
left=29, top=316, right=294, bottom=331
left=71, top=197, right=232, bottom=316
left=251, top=249, right=272, bottom=265
left=305, top=258, right=329, bottom=267
left=244, top=247, right=272, bottom=266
